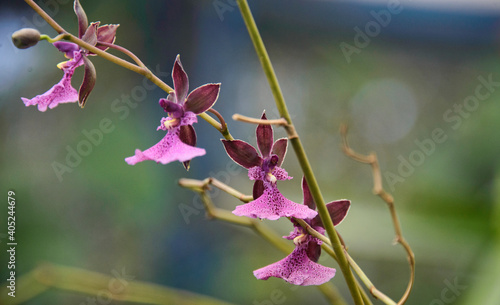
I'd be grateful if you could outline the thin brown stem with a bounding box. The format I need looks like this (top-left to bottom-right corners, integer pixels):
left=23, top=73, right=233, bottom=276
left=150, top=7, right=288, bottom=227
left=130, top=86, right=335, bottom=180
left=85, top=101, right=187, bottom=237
left=0, top=263, right=236, bottom=305
left=208, top=109, right=234, bottom=140
left=97, top=41, right=146, bottom=68
left=25, top=0, right=64, bottom=33
left=232, top=113, right=288, bottom=126
left=178, top=178, right=253, bottom=203
left=340, top=123, right=415, bottom=305
left=209, top=178, right=253, bottom=202
left=232, top=113, right=298, bottom=139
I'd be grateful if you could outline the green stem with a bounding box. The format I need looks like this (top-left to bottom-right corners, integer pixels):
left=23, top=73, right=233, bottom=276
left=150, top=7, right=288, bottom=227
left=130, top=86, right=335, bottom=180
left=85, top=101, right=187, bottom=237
left=235, top=1, right=363, bottom=304
left=39, top=33, right=66, bottom=43
left=0, top=263, right=236, bottom=305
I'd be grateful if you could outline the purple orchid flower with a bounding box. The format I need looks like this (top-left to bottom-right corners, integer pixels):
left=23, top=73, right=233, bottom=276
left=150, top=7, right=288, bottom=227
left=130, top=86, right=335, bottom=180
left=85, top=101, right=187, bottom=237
left=125, top=55, right=220, bottom=169
left=21, top=0, right=118, bottom=111
left=254, top=177, right=351, bottom=286
left=222, top=112, right=317, bottom=220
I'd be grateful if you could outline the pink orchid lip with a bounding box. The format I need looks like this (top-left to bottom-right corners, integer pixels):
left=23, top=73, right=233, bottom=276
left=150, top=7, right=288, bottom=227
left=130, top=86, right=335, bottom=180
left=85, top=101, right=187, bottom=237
left=125, top=128, right=205, bottom=165
left=253, top=236, right=336, bottom=286
left=232, top=182, right=317, bottom=221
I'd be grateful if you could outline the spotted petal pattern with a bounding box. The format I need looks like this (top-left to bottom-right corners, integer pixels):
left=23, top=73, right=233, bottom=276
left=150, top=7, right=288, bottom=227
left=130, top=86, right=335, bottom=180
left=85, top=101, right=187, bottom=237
left=253, top=237, right=336, bottom=286
left=233, top=183, right=317, bottom=220
left=125, top=128, right=205, bottom=165
left=21, top=52, right=83, bottom=112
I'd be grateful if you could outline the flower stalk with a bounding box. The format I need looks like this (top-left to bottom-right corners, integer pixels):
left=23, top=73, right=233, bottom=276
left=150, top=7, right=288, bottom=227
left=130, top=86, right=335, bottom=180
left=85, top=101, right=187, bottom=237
left=195, top=177, right=394, bottom=305
left=340, top=124, right=415, bottom=305
left=235, top=1, right=363, bottom=304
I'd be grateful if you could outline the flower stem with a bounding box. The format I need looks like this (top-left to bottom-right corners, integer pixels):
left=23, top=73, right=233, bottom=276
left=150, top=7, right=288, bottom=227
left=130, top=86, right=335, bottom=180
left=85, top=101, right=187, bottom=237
left=207, top=109, right=234, bottom=140
left=97, top=41, right=146, bottom=68
left=25, top=0, right=172, bottom=92
left=232, top=113, right=288, bottom=126
left=24, top=0, right=233, bottom=139
left=341, top=124, right=415, bottom=305
left=39, top=33, right=66, bottom=43
left=235, top=1, right=363, bottom=304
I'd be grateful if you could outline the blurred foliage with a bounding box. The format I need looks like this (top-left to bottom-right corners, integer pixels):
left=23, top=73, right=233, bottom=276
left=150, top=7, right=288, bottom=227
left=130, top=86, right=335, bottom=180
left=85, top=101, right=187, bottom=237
left=1, top=0, right=500, bottom=304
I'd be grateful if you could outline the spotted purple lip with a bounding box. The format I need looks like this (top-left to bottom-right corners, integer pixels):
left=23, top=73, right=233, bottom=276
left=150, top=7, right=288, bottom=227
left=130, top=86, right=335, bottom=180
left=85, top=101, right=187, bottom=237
left=125, top=55, right=220, bottom=170
left=21, top=0, right=119, bottom=110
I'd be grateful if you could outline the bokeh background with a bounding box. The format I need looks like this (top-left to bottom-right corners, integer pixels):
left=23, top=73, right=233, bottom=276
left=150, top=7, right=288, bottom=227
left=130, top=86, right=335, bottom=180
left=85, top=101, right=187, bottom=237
left=1, top=0, right=500, bottom=304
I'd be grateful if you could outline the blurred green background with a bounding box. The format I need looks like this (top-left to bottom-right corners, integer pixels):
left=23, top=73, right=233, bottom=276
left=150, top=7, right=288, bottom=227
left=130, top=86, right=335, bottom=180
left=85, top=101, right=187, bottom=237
left=1, top=0, right=500, bottom=304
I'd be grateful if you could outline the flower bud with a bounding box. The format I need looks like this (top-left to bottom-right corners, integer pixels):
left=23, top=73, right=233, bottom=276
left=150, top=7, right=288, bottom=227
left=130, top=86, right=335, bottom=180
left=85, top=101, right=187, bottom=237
left=12, top=28, right=41, bottom=49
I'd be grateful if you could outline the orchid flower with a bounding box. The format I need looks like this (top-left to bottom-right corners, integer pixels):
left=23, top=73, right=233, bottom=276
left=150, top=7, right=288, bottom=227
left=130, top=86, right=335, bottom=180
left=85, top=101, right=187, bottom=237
left=21, top=0, right=118, bottom=111
left=254, top=177, right=351, bottom=286
left=125, top=55, right=220, bottom=169
left=222, top=112, right=317, bottom=220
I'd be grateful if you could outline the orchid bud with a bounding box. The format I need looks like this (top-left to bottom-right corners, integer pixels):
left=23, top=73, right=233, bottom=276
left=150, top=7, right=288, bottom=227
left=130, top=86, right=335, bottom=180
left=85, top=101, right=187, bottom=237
left=12, top=28, right=41, bottom=49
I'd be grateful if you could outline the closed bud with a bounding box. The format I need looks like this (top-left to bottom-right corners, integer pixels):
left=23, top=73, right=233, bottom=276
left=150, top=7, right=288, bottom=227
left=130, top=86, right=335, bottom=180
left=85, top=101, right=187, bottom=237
left=12, top=28, right=41, bottom=49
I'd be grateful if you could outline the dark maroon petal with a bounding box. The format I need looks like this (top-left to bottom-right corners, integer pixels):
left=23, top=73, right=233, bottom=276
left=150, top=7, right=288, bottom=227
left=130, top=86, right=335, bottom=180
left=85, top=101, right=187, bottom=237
left=184, top=83, right=220, bottom=114
left=306, top=240, right=322, bottom=262
left=301, top=177, right=316, bottom=211
left=96, top=24, right=119, bottom=49
left=253, top=180, right=264, bottom=200
left=74, top=0, right=88, bottom=38
left=81, top=22, right=99, bottom=47
left=91, top=24, right=119, bottom=54
left=312, top=200, right=351, bottom=228
left=256, top=111, right=273, bottom=158
left=179, top=124, right=196, bottom=146
left=78, top=56, right=96, bottom=107
left=271, top=138, right=288, bottom=166
left=172, top=55, right=189, bottom=103
left=222, top=140, right=262, bottom=169
left=179, top=124, right=197, bottom=171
